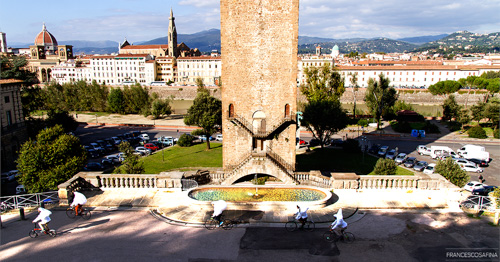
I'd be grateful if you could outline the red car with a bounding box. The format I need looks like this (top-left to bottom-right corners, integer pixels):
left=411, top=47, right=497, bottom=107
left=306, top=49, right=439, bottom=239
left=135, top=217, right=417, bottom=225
left=144, top=143, right=159, bottom=151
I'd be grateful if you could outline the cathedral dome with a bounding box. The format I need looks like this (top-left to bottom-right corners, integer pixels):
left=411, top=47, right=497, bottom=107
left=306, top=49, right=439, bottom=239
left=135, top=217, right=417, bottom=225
left=34, top=23, right=58, bottom=46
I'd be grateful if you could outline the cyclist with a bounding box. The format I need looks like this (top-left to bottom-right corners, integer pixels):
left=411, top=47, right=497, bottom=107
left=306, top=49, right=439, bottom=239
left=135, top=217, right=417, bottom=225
left=330, top=208, right=347, bottom=238
left=70, top=191, right=87, bottom=216
left=295, top=205, right=309, bottom=228
left=32, top=207, right=52, bottom=234
left=211, top=200, right=227, bottom=226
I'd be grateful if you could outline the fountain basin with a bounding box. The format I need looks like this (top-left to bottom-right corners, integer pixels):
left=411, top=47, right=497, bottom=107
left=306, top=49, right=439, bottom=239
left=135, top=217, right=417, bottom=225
left=186, top=185, right=332, bottom=211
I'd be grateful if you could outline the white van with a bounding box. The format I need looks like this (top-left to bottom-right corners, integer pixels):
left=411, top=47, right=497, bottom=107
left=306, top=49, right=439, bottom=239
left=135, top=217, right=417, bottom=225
left=430, top=146, right=455, bottom=159
left=457, top=144, right=490, bottom=161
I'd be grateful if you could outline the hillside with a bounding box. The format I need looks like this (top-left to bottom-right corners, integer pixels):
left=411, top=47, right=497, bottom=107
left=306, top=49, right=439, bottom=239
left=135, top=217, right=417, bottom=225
left=298, top=38, right=417, bottom=54
left=416, top=31, right=500, bottom=53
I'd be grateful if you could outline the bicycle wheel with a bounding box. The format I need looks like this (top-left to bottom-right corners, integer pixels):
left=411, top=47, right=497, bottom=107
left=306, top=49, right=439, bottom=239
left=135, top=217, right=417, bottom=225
left=323, top=231, right=335, bottom=242
left=204, top=219, right=218, bottom=230
left=29, top=230, right=38, bottom=238
left=221, top=219, right=233, bottom=230
left=49, top=230, right=57, bottom=237
left=66, top=208, right=76, bottom=219
left=342, top=232, right=355, bottom=243
left=81, top=209, right=91, bottom=220
left=304, top=221, right=315, bottom=232
left=285, top=221, right=297, bottom=232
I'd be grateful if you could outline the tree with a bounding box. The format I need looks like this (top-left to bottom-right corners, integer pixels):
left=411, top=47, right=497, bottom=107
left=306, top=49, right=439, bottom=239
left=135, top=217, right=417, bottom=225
left=470, top=102, right=485, bottom=122
left=300, top=64, right=345, bottom=102
left=480, top=71, right=500, bottom=79
left=442, top=95, right=461, bottom=121
left=108, top=88, right=125, bottom=114
left=184, top=91, right=222, bottom=150
left=348, top=72, right=359, bottom=116
left=16, top=125, right=87, bottom=193
left=114, top=141, right=144, bottom=174
left=484, top=97, right=500, bottom=124
left=364, top=74, right=398, bottom=129
left=434, top=158, right=470, bottom=188
left=301, top=100, right=349, bottom=148
left=459, top=76, right=488, bottom=108
left=428, top=80, right=461, bottom=96
left=21, top=85, right=43, bottom=118
left=150, top=97, right=173, bottom=119
left=45, top=109, right=79, bottom=133
left=373, top=158, right=397, bottom=176
left=0, top=55, right=39, bottom=84
left=122, top=83, right=150, bottom=114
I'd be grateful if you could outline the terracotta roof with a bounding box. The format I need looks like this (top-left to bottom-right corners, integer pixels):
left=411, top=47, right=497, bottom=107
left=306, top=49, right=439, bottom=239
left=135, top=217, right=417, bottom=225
left=90, top=54, right=150, bottom=59
left=0, top=79, right=24, bottom=84
left=177, top=56, right=221, bottom=60
left=338, top=65, right=500, bottom=70
left=121, top=45, right=168, bottom=49
left=34, top=24, right=58, bottom=46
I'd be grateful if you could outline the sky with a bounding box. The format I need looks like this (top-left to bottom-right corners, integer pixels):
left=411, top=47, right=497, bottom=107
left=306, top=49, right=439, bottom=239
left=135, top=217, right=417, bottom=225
left=1, top=0, right=499, bottom=44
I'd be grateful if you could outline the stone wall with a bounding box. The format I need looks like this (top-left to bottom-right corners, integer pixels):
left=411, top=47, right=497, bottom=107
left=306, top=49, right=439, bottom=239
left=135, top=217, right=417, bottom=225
left=220, top=0, right=299, bottom=171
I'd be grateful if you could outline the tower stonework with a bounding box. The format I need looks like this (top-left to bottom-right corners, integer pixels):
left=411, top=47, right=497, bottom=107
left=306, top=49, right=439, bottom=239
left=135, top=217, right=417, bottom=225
left=168, top=8, right=178, bottom=57
left=221, top=0, right=299, bottom=184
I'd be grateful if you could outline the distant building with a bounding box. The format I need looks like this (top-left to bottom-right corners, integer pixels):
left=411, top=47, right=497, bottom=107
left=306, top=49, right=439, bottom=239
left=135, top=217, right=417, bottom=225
left=1, top=79, right=28, bottom=171
left=0, top=32, right=7, bottom=53
left=27, top=23, right=74, bottom=83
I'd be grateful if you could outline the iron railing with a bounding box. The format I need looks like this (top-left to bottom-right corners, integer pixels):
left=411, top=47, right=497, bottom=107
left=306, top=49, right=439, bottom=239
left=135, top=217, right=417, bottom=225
left=460, top=194, right=499, bottom=212
left=0, top=191, right=59, bottom=211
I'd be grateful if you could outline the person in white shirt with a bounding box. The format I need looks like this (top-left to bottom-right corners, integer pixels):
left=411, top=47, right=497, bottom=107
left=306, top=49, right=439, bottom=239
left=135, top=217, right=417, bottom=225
left=211, top=200, right=227, bottom=225
left=32, top=207, right=52, bottom=233
left=295, top=205, right=309, bottom=228
left=70, top=191, right=87, bottom=216
left=330, top=208, right=348, bottom=237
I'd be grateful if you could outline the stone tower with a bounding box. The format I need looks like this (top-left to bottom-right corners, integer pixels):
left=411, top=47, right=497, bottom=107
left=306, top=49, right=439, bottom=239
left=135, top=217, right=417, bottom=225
left=168, top=8, right=177, bottom=57
left=220, top=0, right=299, bottom=184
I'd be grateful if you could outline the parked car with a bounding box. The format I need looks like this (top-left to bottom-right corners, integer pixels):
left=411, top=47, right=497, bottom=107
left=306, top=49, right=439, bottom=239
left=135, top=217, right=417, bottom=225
left=97, top=140, right=115, bottom=152
left=463, top=181, right=486, bottom=192
left=472, top=186, right=498, bottom=196
left=111, top=137, right=122, bottom=145
left=394, top=153, right=408, bottom=165
left=83, top=162, right=104, bottom=171
left=139, top=133, right=150, bottom=141
left=460, top=164, right=483, bottom=173
left=330, top=139, right=344, bottom=147
left=308, top=139, right=320, bottom=147
left=404, top=157, right=417, bottom=168
left=385, top=149, right=397, bottom=160
left=84, top=146, right=100, bottom=158
left=413, top=161, right=428, bottom=172
left=158, top=136, right=175, bottom=146
left=467, top=158, right=489, bottom=167
left=454, top=158, right=476, bottom=167
left=368, top=144, right=381, bottom=154
left=198, top=135, right=214, bottom=142
left=216, top=134, right=223, bottom=141
left=90, top=142, right=105, bottom=155
left=423, top=163, right=436, bottom=175
left=144, top=143, right=159, bottom=151
left=102, top=155, right=121, bottom=166
left=135, top=147, right=151, bottom=156
left=1, top=170, right=18, bottom=183
left=417, top=145, right=431, bottom=156
left=377, top=146, right=389, bottom=157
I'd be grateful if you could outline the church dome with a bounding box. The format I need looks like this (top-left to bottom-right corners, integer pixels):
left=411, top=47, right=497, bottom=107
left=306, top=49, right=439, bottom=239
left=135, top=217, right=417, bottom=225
left=34, top=23, right=58, bottom=46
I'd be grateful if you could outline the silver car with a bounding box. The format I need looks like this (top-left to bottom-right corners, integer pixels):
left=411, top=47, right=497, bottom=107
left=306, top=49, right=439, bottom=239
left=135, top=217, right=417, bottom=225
left=394, top=153, right=407, bottom=165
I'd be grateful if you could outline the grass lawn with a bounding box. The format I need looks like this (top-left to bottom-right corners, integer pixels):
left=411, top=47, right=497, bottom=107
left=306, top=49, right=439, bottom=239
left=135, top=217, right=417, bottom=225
left=296, top=147, right=413, bottom=176
left=141, top=143, right=222, bottom=174
left=139, top=143, right=413, bottom=176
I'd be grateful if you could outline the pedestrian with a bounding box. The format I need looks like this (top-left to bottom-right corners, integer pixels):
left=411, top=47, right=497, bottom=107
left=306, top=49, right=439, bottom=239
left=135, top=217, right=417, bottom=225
left=479, top=174, right=485, bottom=183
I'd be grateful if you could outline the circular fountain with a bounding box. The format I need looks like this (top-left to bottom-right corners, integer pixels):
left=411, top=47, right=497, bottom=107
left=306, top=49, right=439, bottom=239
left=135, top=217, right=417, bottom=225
left=186, top=185, right=332, bottom=211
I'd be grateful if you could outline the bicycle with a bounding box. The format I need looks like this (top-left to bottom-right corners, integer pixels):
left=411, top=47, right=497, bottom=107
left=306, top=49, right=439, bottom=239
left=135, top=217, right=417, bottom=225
left=66, top=206, right=91, bottom=220
left=204, top=215, right=234, bottom=230
left=285, top=216, right=315, bottom=232
left=323, top=228, right=355, bottom=243
left=29, top=223, right=56, bottom=238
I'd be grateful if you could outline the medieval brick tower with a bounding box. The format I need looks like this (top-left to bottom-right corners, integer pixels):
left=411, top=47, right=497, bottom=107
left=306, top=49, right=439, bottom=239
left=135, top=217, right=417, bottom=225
left=220, top=0, right=299, bottom=184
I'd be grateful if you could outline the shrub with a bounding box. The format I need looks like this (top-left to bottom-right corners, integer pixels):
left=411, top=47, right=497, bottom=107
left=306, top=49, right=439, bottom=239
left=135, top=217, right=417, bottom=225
left=494, top=128, right=499, bottom=139
left=423, top=121, right=440, bottom=134
left=490, top=188, right=500, bottom=208
left=373, top=158, right=397, bottom=176
left=342, top=139, right=360, bottom=153
left=357, top=119, right=368, bottom=127
left=468, top=125, right=487, bottom=139
left=446, top=121, right=462, bottom=132
left=434, top=158, right=470, bottom=188
left=391, top=121, right=412, bottom=133
left=177, top=133, right=194, bottom=147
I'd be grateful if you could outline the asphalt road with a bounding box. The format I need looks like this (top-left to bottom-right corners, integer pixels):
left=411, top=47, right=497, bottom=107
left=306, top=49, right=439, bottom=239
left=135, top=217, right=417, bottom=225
left=1, top=209, right=498, bottom=262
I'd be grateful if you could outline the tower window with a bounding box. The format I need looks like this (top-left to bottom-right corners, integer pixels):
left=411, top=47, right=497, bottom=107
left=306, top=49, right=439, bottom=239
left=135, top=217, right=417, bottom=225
left=228, top=104, right=234, bottom=118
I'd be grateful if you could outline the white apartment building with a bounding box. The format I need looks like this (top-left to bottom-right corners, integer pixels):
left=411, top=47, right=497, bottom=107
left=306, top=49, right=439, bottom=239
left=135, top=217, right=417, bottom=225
left=177, top=56, right=221, bottom=86
left=339, top=65, right=500, bottom=88
left=90, top=54, right=152, bottom=85
left=50, top=60, right=91, bottom=85
left=297, top=56, right=335, bottom=85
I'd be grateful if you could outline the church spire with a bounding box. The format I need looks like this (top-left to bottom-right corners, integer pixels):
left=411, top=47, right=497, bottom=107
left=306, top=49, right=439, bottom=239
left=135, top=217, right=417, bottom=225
left=168, top=8, right=177, bottom=57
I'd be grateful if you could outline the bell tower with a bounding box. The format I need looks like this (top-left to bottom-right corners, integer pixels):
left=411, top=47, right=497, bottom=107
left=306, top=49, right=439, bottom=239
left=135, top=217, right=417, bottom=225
left=168, top=8, right=177, bottom=58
